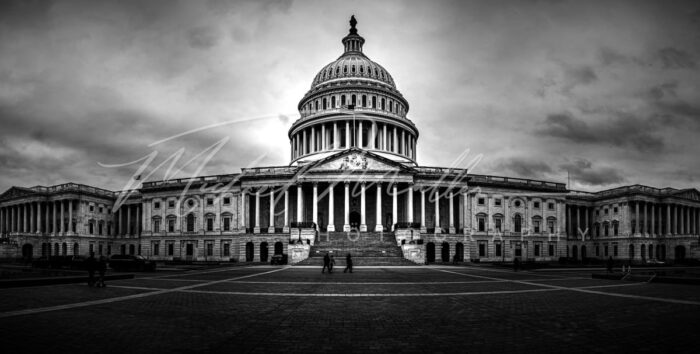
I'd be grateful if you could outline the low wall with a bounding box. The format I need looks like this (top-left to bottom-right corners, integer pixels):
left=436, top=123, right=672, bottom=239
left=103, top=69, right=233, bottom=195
left=395, top=229, right=422, bottom=245
left=402, top=244, right=425, bottom=264
left=289, top=228, right=317, bottom=245
left=288, top=244, right=310, bottom=264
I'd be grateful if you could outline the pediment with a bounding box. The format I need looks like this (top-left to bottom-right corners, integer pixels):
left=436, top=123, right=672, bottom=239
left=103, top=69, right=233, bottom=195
left=673, top=189, right=700, bottom=201
left=307, top=148, right=413, bottom=173
left=0, top=187, right=38, bottom=201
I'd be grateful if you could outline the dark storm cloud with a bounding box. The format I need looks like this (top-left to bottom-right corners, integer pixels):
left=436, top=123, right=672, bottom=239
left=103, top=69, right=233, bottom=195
left=538, top=112, right=665, bottom=152
left=559, top=159, right=625, bottom=187
left=656, top=47, right=697, bottom=69
left=187, top=26, right=220, bottom=49
left=647, top=82, right=678, bottom=100
left=495, top=157, right=554, bottom=179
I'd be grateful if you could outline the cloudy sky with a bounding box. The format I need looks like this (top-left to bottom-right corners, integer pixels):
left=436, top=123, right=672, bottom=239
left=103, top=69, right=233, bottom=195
left=1, top=0, right=699, bottom=193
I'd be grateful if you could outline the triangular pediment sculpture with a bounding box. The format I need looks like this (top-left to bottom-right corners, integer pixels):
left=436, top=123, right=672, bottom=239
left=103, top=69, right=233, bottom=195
left=307, top=148, right=414, bottom=173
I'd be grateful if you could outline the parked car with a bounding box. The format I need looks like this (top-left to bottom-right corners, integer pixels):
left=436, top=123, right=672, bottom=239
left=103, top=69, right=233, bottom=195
left=270, top=254, right=288, bottom=265
left=646, top=258, right=665, bottom=265
left=109, top=255, right=156, bottom=271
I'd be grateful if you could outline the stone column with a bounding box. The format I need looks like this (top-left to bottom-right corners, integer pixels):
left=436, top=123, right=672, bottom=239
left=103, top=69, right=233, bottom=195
left=127, top=204, right=132, bottom=236
left=302, top=130, right=307, bottom=155
left=30, top=202, right=35, bottom=233
left=359, top=182, right=367, bottom=232
left=136, top=204, right=141, bottom=237
left=37, top=202, right=42, bottom=234
left=10, top=206, right=14, bottom=233
left=392, top=184, right=398, bottom=231
left=22, top=203, right=27, bottom=233
left=311, top=126, right=315, bottom=153
left=407, top=185, right=414, bottom=224
left=327, top=184, right=335, bottom=232
left=685, top=206, right=689, bottom=235
left=642, top=202, right=647, bottom=236
left=651, top=203, right=655, bottom=237
left=675, top=204, right=679, bottom=234
left=666, top=204, right=671, bottom=236
left=345, top=121, right=350, bottom=148
left=321, top=124, right=326, bottom=150
left=312, top=183, right=318, bottom=229
left=449, top=191, right=455, bottom=234
left=296, top=184, right=303, bottom=223
left=434, top=188, right=441, bottom=234
left=371, top=122, right=377, bottom=149
left=333, top=122, right=338, bottom=150
left=392, top=128, right=398, bottom=153
left=383, top=125, right=387, bottom=150
left=283, top=189, right=290, bottom=233
left=401, top=130, right=405, bottom=155
left=463, top=191, right=469, bottom=234
left=240, top=190, right=246, bottom=230
left=0, top=207, right=4, bottom=234
left=420, top=189, right=426, bottom=233
left=254, top=189, right=261, bottom=234
left=358, top=121, right=363, bottom=148
left=60, top=200, right=65, bottom=235
left=375, top=183, right=383, bottom=232
left=566, top=205, right=571, bottom=237
left=68, top=200, right=74, bottom=234
left=634, top=202, right=639, bottom=236
left=52, top=202, right=56, bottom=235
left=268, top=188, right=275, bottom=233
left=343, top=182, right=350, bottom=232
left=575, top=206, right=580, bottom=239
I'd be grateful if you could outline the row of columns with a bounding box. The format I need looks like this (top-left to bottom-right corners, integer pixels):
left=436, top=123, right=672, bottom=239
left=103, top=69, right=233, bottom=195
left=291, top=120, right=416, bottom=160
left=247, top=182, right=458, bottom=233
left=0, top=200, right=74, bottom=235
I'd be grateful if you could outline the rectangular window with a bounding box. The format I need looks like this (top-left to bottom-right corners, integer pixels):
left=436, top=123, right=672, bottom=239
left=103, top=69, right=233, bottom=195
left=168, top=219, right=175, bottom=232
left=548, top=221, right=555, bottom=234
left=207, top=218, right=214, bottom=231
left=605, top=245, right=609, bottom=257
left=207, top=198, right=214, bottom=206
left=478, top=217, right=485, bottom=232
left=495, top=242, right=502, bottom=257
left=168, top=200, right=175, bottom=208
left=596, top=210, right=600, bottom=216
left=548, top=203, right=555, bottom=210
left=595, top=245, right=600, bottom=257
left=478, top=243, right=486, bottom=257
left=223, top=243, right=230, bottom=257
left=153, top=242, right=160, bottom=256
left=534, top=243, right=541, bottom=257
left=154, top=202, right=161, bottom=209
left=90, top=205, right=94, bottom=212
left=534, top=220, right=541, bottom=233
left=167, top=243, right=174, bottom=256
left=514, top=242, right=522, bottom=257
left=99, top=207, right=103, bottom=213
left=613, top=207, right=619, bottom=214
left=223, top=197, right=231, bottom=205
left=604, top=208, right=609, bottom=215
left=153, top=219, right=160, bottom=232
left=98, top=244, right=103, bottom=255
left=206, top=243, right=214, bottom=256
left=478, top=198, right=485, bottom=205
left=494, top=198, right=502, bottom=206
left=495, top=218, right=502, bottom=232
left=89, top=244, right=94, bottom=254
left=89, top=223, right=94, bottom=234
left=223, top=217, right=230, bottom=231
left=98, top=223, right=103, bottom=235
left=534, top=202, right=540, bottom=209
left=613, top=244, right=618, bottom=257
left=548, top=244, right=555, bottom=257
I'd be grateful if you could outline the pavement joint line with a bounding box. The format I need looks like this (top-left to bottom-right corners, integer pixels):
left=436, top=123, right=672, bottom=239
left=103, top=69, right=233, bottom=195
left=0, top=267, right=289, bottom=319
left=140, top=266, right=257, bottom=279
left=431, top=268, right=700, bottom=306
left=177, top=288, right=559, bottom=297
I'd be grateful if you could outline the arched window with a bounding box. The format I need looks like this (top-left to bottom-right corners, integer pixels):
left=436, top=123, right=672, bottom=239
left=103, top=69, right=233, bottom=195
left=381, top=98, right=386, bottom=110
left=514, top=214, right=522, bottom=233
left=335, top=66, right=340, bottom=75
left=341, top=95, right=346, bottom=106
left=374, top=68, right=378, bottom=77
left=351, top=65, right=355, bottom=73
left=186, top=213, right=195, bottom=232
left=372, top=96, right=377, bottom=108
left=362, top=95, right=367, bottom=107
left=359, top=65, right=364, bottom=74
left=331, top=96, right=336, bottom=108
left=351, top=94, right=356, bottom=106
left=315, top=100, right=319, bottom=111
left=322, top=97, right=327, bottom=110
left=612, top=221, right=619, bottom=236
left=343, top=65, right=347, bottom=74
left=389, top=101, right=393, bottom=112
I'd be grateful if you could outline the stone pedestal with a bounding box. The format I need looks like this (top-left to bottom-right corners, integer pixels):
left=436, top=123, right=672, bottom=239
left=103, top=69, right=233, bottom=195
left=327, top=224, right=335, bottom=232
left=360, top=224, right=367, bottom=232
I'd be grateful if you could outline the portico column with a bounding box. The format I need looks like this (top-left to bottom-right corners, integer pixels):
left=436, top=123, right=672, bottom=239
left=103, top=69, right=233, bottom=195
left=575, top=206, right=580, bottom=238
left=312, top=183, right=318, bottom=229
left=666, top=204, right=671, bottom=236
left=283, top=189, right=290, bottom=233
left=584, top=207, right=589, bottom=239
left=10, top=206, right=14, bottom=233
left=268, top=188, right=275, bottom=233
left=343, top=182, right=350, bottom=232
left=296, top=184, right=302, bottom=223
left=240, top=190, right=246, bottom=230
left=393, top=128, right=398, bottom=153
left=434, top=188, right=441, bottom=234
left=327, top=184, right=335, bottom=232
left=60, top=200, right=64, bottom=235
left=675, top=204, right=679, bottom=234
left=254, top=189, right=261, bottom=233
left=67, top=200, right=73, bottom=234
left=333, top=122, right=338, bottom=150
left=449, top=191, right=455, bottom=234
left=382, top=125, right=387, bottom=150
left=634, top=202, right=639, bottom=236
left=360, top=183, right=367, bottom=232
left=126, top=204, right=131, bottom=236
left=136, top=204, right=141, bottom=236
left=566, top=205, right=571, bottom=237
left=392, top=184, right=398, bottom=231
left=30, top=202, right=35, bottom=233
left=651, top=203, right=655, bottom=237
left=310, top=126, right=315, bottom=153
left=371, top=122, right=376, bottom=149
left=358, top=121, right=363, bottom=148
left=685, top=206, right=689, bottom=235
left=374, top=183, right=383, bottom=232
left=407, top=185, right=414, bottom=224
left=22, top=203, right=27, bottom=232
left=321, top=124, right=326, bottom=150
left=37, top=202, right=42, bottom=234
left=302, top=130, right=307, bottom=155
left=345, top=121, right=350, bottom=148
left=420, top=189, right=426, bottom=233
left=0, top=207, right=3, bottom=234
left=52, top=202, right=56, bottom=235
left=642, top=202, right=647, bottom=236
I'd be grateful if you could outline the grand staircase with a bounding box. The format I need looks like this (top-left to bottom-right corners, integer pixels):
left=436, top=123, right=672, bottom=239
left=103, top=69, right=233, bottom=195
left=295, top=232, right=415, bottom=266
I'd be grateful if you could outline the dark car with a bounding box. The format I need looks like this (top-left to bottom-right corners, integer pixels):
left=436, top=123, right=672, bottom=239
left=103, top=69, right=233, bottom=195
left=270, top=254, right=288, bottom=265
left=109, top=255, right=156, bottom=271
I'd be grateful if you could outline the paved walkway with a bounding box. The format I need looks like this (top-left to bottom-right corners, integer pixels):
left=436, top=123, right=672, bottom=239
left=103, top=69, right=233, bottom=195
left=1, top=265, right=699, bottom=353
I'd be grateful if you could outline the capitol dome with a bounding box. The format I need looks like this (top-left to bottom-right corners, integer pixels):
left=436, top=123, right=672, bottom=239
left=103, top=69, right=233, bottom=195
left=288, top=16, right=418, bottom=166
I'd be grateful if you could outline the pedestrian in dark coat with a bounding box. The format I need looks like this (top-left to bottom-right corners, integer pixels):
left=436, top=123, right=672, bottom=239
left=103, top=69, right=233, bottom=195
left=86, top=252, right=97, bottom=287
left=344, top=253, right=353, bottom=273
left=322, top=253, right=331, bottom=273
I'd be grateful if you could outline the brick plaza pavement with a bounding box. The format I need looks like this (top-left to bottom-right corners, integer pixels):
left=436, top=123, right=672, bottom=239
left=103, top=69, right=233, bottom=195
left=1, top=265, right=699, bottom=353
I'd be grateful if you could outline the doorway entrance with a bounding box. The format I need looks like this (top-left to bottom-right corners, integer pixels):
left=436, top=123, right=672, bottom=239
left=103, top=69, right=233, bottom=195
left=350, top=211, right=361, bottom=230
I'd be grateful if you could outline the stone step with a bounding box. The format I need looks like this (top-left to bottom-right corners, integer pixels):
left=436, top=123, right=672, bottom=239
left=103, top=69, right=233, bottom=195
left=309, top=250, right=403, bottom=257
left=295, top=256, right=415, bottom=266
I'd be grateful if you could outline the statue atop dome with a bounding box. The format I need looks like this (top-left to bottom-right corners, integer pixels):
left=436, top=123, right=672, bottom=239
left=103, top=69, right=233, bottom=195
left=349, top=15, right=357, bottom=34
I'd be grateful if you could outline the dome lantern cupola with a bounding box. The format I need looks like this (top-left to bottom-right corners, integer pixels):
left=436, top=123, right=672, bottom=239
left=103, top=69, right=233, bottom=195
left=341, top=15, right=365, bottom=56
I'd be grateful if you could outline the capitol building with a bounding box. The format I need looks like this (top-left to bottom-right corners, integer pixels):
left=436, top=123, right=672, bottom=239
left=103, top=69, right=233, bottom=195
left=1, top=17, right=699, bottom=265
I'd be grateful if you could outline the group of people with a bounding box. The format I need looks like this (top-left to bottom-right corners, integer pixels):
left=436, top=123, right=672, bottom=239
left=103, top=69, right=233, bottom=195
left=85, top=252, right=107, bottom=287
left=322, top=253, right=353, bottom=273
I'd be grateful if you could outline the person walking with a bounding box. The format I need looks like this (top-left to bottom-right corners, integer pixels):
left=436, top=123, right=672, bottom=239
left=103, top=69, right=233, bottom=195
left=96, top=255, right=107, bottom=288
left=322, top=253, right=331, bottom=274
left=85, top=252, right=97, bottom=287
left=344, top=253, right=353, bottom=273
left=329, top=255, right=336, bottom=273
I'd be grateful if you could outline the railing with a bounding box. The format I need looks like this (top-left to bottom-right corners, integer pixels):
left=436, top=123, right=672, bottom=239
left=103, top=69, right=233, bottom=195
left=30, top=183, right=117, bottom=198
left=469, top=174, right=566, bottom=190
left=141, top=174, right=240, bottom=188
left=243, top=166, right=297, bottom=175
left=295, top=108, right=416, bottom=128
left=594, top=184, right=673, bottom=198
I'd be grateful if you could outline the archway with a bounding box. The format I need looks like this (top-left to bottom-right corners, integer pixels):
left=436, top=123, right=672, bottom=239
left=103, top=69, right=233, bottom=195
left=22, top=244, right=33, bottom=260
left=572, top=245, right=578, bottom=260
left=245, top=242, right=254, bottom=262
left=456, top=242, right=464, bottom=262
left=441, top=242, right=450, bottom=262
left=349, top=211, right=361, bottom=230
left=274, top=241, right=283, bottom=255
left=629, top=244, right=635, bottom=260
left=674, top=245, right=686, bottom=261
left=641, top=244, right=646, bottom=261
left=73, top=243, right=79, bottom=256
left=61, top=243, right=67, bottom=256
left=260, top=242, right=269, bottom=262
left=426, top=242, right=435, bottom=263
